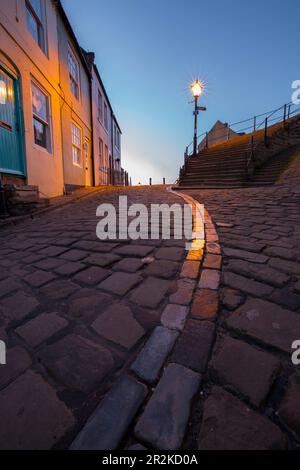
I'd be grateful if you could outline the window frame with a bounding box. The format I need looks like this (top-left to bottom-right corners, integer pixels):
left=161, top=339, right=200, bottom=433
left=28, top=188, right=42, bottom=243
left=71, top=122, right=82, bottom=167
left=25, top=0, right=48, bottom=55
left=68, top=45, right=80, bottom=100
left=98, top=90, right=103, bottom=122
left=31, top=79, right=52, bottom=153
left=104, top=102, right=108, bottom=130
left=99, top=137, right=104, bottom=169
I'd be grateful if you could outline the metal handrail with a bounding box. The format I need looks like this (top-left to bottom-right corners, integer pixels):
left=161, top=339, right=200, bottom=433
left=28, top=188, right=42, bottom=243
left=245, top=104, right=300, bottom=179
left=185, top=100, right=300, bottom=156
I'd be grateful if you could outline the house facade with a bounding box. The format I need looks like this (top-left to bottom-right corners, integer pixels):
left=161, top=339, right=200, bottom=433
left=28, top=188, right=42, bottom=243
left=0, top=0, right=64, bottom=197
left=84, top=52, right=123, bottom=187
left=0, top=0, right=125, bottom=199
left=198, top=120, right=240, bottom=151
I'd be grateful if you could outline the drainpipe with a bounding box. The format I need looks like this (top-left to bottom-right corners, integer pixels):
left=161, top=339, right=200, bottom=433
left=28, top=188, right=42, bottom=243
left=89, top=74, right=95, bottom=187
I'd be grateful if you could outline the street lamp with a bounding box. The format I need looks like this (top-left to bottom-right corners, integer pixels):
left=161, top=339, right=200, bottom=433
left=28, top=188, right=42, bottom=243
left=190, top=80, right=206, bottom=156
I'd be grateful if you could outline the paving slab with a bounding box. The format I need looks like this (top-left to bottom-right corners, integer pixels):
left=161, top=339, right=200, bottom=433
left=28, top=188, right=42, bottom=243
left=171, top=320, right=215, bottom=373
left=92, top=304, right=145, bottom=350
left=0, top=291, right=39, bottom=325
left=279, top=373, right=300, bottom=436
left=98, top=272, right=142, bottom=296
left=71, top=375, right=147, bottom=450
left=131, top=326, right=179, bottom=384
left=199, top=387, right=287, bottom=450
left=191, top=289, right=218, bottom=320
left=226, top=298, right=300, bottom=353
left=0, top=346, right=31, bottom=390
left=130, top=277, right=171, bottom=308
left=210, top=337, right=280, bottom=407
left=161, top=304, right=189, bottom=331
left=135, top=364, right=201, bottom=450
left=39, top=334, right=115, bottom=393
left=16, top=313, right=68, bottom=348
left=0, top=371, right=74, bottom=449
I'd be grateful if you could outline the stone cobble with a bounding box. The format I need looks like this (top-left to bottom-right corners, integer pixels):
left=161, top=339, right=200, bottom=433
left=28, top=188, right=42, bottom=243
left=0, top=187, right=200, bottom=450
left=187, top=182, right=300, bottom=450
left=2, top=182, right=300, bottom=451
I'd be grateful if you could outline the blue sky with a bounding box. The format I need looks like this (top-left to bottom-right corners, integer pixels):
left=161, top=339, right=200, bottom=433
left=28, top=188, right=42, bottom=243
left=62, top=0, right=300, bottom=184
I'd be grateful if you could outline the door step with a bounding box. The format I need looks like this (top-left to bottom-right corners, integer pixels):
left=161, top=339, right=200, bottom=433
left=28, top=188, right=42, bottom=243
left=4, top=185, right=50, bottom=216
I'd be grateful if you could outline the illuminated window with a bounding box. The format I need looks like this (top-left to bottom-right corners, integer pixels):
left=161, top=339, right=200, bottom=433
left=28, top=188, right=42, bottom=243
left=31, top=81, right=51, bottom=151
left=104, top=102, right=108, bottom=130
left=72, top=123, right=81, bottom=166
left=68, top=47, right=80, bottom=99
left=26, top=0, right=47, bottom=54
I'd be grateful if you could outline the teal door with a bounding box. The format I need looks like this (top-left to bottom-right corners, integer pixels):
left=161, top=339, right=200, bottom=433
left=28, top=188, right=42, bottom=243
left=0, top=65, right=25, bottom=176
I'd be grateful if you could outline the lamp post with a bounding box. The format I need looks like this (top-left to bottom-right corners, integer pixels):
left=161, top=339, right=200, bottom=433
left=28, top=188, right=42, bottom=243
left=191, top=80, right=205, bottom=156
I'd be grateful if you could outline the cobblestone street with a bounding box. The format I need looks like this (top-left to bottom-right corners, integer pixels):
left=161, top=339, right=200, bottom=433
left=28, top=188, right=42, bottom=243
left=0, top=184, right=299, bottom=450
left=188, top=182, right=300, bottom=450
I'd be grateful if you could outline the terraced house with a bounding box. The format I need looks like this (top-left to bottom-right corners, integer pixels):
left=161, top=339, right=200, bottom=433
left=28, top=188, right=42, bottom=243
left=0, top=0, right=125, bottom=200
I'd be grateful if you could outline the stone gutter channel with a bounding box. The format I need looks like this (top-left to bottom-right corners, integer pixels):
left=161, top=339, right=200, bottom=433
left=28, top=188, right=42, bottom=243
left=70, top=189, right=222, bottom=451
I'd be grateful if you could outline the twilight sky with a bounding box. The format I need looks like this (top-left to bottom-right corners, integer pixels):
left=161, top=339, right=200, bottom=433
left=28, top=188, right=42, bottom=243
left=62, top=0, right=300, bottom=185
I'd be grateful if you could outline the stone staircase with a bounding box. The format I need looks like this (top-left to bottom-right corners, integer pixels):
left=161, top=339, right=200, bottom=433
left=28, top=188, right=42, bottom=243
left=4, top=185, right=50, bottom=216
left=178, top=115, right=300, bottom=188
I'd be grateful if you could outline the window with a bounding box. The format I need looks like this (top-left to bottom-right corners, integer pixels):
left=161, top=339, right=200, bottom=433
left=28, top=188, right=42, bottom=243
left=31, top=81, right=51, bottom=151
left=105, top=144, right=109, bottom=164
left=26, top=0, right=47, bottom=54
left=104, top=102, right=108, bottom=130
left=71, top=123, right=81, bottom=166
left=114, top=125, right=117, bottom=147
left=98, top=90, right=103, bottom=122
left=99, top=138, right=103, bottom=168
left=68, top=46, right=80, bottom=99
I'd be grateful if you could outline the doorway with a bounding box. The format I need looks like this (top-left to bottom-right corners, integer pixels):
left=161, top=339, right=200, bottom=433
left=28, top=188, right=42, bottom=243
left=0, top=62, right=25, bottom=177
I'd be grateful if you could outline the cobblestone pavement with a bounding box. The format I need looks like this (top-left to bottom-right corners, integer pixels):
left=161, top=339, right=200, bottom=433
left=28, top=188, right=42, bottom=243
left=0, top=186, right=209, bottom=450
left=1, top=183, right=300, bottom=450
left=187, top=182, right=300, bottom=450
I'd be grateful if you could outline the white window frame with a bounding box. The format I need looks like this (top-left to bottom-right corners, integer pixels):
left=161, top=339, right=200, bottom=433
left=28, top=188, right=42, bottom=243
left=31, top=80, right=52, bottom=153
left=68, top=45, right=80, bottom=100
left=25, top=0, right=48, bottom=55
left=71, top=122, right=82, bottom=167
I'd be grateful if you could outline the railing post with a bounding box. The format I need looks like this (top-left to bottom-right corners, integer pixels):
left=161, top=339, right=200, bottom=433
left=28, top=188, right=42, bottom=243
left=288, top=104, right=291, bottom=119
left=264, top=117, right=268, bottom=145
left=149, top=178, right=152, bottom=186
left=253, top=116, right=256, bottom=132
left=163, top=178, right=166, bottom=185
left=283, top=104, right=287, bottom=125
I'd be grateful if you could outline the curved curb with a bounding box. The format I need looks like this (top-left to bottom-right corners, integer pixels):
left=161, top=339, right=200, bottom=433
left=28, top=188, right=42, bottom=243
left=70, top=190, right=223, bottom=451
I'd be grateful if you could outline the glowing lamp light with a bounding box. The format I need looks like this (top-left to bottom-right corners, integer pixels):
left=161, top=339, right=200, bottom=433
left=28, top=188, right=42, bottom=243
left=0, top=80, right=7, bottom=105
left=191, top=80, right=203, bottom=98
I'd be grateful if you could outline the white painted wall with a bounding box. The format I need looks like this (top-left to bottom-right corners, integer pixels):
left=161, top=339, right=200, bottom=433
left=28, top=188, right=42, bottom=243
left=56, top=14, right=93, bottom=189
left=0, top=0, right=64, bottom=197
